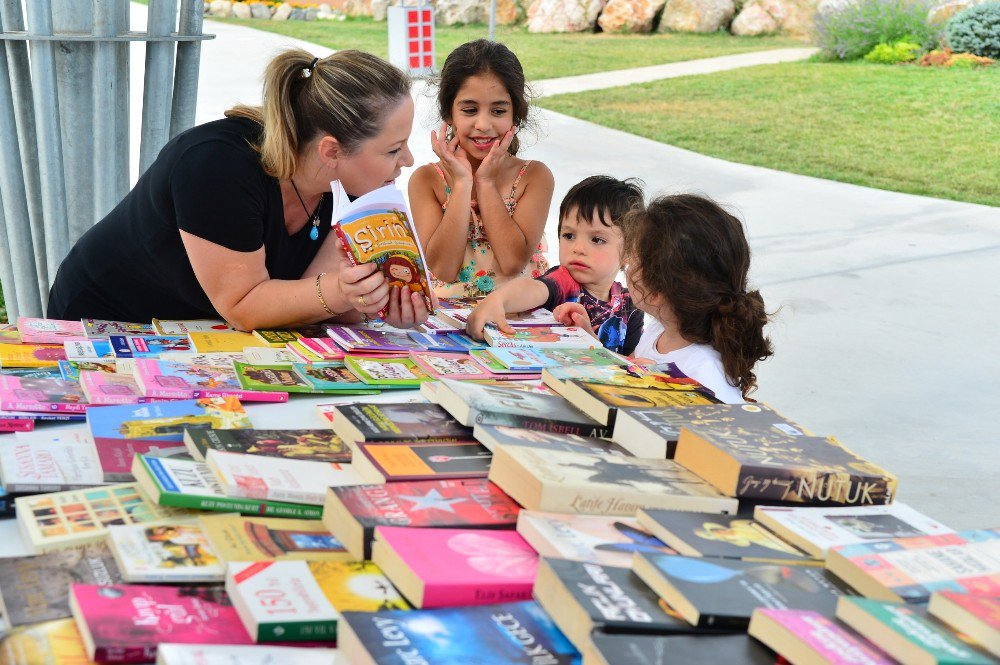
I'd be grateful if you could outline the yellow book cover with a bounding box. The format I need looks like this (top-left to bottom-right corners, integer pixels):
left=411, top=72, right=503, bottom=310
left=198, top=515, right=354, bottom=562
left=0, top=343, right=65, bottom=368
left=0, top=619, right=96, bottom=665
left=187, top=331, right=266, bottom=353
left=309, top=561, right=410, bottom=611
left=251, top=329, right=303, bottom=348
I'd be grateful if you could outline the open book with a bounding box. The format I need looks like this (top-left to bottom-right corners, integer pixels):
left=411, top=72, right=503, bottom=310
left=331, top=181, right=434, bottom=318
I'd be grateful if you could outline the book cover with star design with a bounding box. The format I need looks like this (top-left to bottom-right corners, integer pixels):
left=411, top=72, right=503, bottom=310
left=323, top=478, right=520, bottom=560
left=350, top=440, right=492, bottom=484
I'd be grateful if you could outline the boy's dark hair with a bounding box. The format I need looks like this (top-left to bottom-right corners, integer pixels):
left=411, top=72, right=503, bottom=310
left=622, top=194, right=773, bottom=399
left=558, top=175, right=645, bottom=231
left=437, top=39, right=530, bottom=155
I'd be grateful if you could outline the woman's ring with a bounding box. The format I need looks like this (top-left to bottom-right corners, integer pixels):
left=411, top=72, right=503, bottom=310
left=357, top=295, right=366, bottom=306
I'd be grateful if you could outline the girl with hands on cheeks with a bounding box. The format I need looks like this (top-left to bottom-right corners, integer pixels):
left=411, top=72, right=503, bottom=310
left=409, top=40, right=554, bottom=300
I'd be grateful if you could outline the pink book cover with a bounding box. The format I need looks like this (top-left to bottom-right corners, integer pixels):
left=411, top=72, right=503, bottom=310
left=80, top=371, right=145, bottom=405
left=0, top=417, right=34, bottom=432
left=298, top=337, right=347, bottom=360
left=70, top=583, right=253, bottom=663
left=95, top=439, right=189, bottom=482
left=375, top=526, right=538, bottom=608
left=0, top=375, right=89, bottom=413
left=409, top=351, right=494, bottom=381
left=16, top=317, right=88, bottom=344
left=755, top=609, right=893, bottom=665
left=133, top=359, right=288, bottom=403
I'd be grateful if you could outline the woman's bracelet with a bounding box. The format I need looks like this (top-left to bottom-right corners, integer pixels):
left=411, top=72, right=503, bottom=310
left=315, top=272, right=344, bottom=317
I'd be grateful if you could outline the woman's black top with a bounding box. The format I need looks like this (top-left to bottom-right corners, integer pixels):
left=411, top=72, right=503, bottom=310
left=47, top=116, right=332, bottom=322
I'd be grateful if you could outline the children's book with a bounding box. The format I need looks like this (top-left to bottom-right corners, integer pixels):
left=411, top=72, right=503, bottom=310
left=475, top=347, right=556, bottom=372
left=156, top=351, right=247, bottom=366
left=188, top=331, right=266, bottom=353
left=408, top=331, right=468, bottom=352
left=468, top=348, right=544, bottom=378
left=15, top=482, right=194, bottom=553
left=489, top=444, right=738, bottom=517
left=109, top=334, right=192, bottom=358
left=0, top=542, right=123, bottom=628
left=0, top=430, right=103, bottom=493
left=753, top=502, right=955, bottom=559
left=59, top=359, right=119, bottom=384
left=152, top=318, right=237, bottom=335
left=0, top=405, right=85, bottom=425
left=242, top=346, right=296, bottom=365
left=107, top=520, right=225, bottom=583
left=928, top=592, right=1000, bottom=659
left=156, top=644, right=338, bottom=665
left=337, top=601, right=578, bottom=665
left=748, top=608, right=893, bottom=665
left=16, top=317, right=88, bottom=343
left=473, top=423, right=632, bottom=457
left=447, top=306, right=560, bottom=328
left=132, top=454, right=323, bottom=519
left=199, top=514, right=353, bottom=562
left=484, top=325, right=597, bottom=349
left=0, top=619, right=96, bottom=664
left=251, top=329, right=302, bottom=347
left=292, top=361, right=382, bottom=394
left=0, top=374, right=88, bottom=413
left=0, top=342, right=66, bottom=367
left=324, top=478, right=520, bottom=560
left=79, top=371, right=145, bottom=406
left=825, top=529, right=1000, bottom=603
left=63, top=339, right=115, bottom=361
left=372, top=526, right=538, bottom=608
left=69, top=583, right=253, bottom=662
left=233, top=362, right=314, bottom=393
left=410, top=351, right=494, bottom=380
left=294, top=336, right=347, bottom=361
left=3, top=365, right=65, bottom=380
left=632, top=552, right=850, bottom=629
left=331, top=180, right=433, bottom=317
left=227, top=560, right=408, bottom=642
left=444, top=331, right=489, bottom=351
left=344, top=355, right=431, bottom=387
left=184, top=428, right=351, bottom=464
left=204, top=449, right=365, bottom=506
left=326, top=325, right=424, bottom=354
left=0, top=323, right=21, bottom=343
left=82, top=319, right=157, bottom=339
left=351, top=440, right=491, bottom=484
left=836, top=596, right=994, bottom=665
left=132, top=359, right=287, bottom=402
left=515, top=511, right=675, bottom=569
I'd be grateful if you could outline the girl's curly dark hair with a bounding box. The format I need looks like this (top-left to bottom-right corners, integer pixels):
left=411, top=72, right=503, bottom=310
left=623, top=194, right=773, bottom=399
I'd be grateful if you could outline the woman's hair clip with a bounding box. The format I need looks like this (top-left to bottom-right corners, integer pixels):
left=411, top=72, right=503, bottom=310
left=303, top=57, right=319, bottom=78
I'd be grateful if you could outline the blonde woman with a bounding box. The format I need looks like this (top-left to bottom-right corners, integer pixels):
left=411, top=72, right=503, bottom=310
left=48, top=50, right=429, bottom=330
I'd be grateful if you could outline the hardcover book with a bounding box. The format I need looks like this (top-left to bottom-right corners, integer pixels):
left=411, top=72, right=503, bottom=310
left=753, top=502, right=955, bottom=558
left=533, top=557, right=696, bottom=651
left=79, top=370, right=145, bottom=406
left=132, top=359, right=286, bottom=402
left=131, top=455, right=322, bottom=520
left=632, top=552, right=850, bottom=629
left=488, top=444, right=738, bottom=516
left=0, top=542, right=123, bottom=627
left=199, top=514, right=353, bottom=562
left=16, top=317, right=88, bottom=344
left=410, top=351, right=494, bottom=380
left=825, top=529, right=1000, bottom=603
left=15, top=483, right=193, bottom=553
left=344, top=355, right=431, bottom=387
left=473, top=423, right=631, bottom=456
left=928, top=592, right=1000, bottom=658
left=205, top=449, right=364, bottom=506
left=0, top=342, right=67, bottom=367
left=107, top=520, right=225, bottom=583
left=184, top=428, right=351, bottom=464
left=331, top=181, right=433, bottom=317
left=328, top=402, right=472, bottom=445
left=323, top=478, right=520, bottom=560
left=748, top=608, right=893, bottom=665
left=82, top=319, right=157, bottom=339
left=0, top=375, right=88, bottom=413
left=836, top=596, right=994, bottom=665
left=484, top=325, right=597, bottom=349
left=350, top=440, right=491, bottom=484
left=372, top=526, right=538, bottom=608
left=0, top=430, right=103, bottom=493
left=516, top=511, right=675, bottom=569
left=156, top=644, right=338, bottom=665
left=585, top=632, right=781, bottom=665
left=69, top=583, right=253, bottom=662
left=636, top=510, right=816, bottom=565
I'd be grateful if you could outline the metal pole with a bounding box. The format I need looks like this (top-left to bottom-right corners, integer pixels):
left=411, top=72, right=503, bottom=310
left=489, top=0, right=496, bottom=40
left=115, top=0, right=129, bottom=196
left=93, top=0, right=122, bottom=223
left=139, top=0, right=178, bottom=174
left=170, top=0, right=203, bottom=139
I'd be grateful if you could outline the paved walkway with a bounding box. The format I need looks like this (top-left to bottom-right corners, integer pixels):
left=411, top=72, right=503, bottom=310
left=133, top=6, right=1000, bottom=529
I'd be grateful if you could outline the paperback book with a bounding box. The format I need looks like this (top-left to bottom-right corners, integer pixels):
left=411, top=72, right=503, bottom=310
left=0, top=430, right=103, bottom=493
left=410, top=351, right=494, bottom=380
left=107, top=520, right=225, bottom=583
left=184, top=428, right=351, bottom=464
left=156, top=644, right=338, bottom=665
left=0, top=375, right=88, bottom=413
left=927, top=592, right=1000, bottom=658
left=344, top=355, right=431, bottom=387
left=131, top=359, right=286, bottom=402
left=350, top=440, right=492, bottom=483
left=63, top=339, right=115, bottom=361
left=473, top=423, right=632, bottom=457
left=152, top=318, right=236, bottom=335
left=747, top=608, right=893, bottom=665
left=79, top=370, right=145, bottom=405
left=205, top=449, right=364, bottom=506
left=484, top=325, right=597, bottom=349
left=585, top=633, right=781, bottom=665
left=82, top=319, right=157, bottom=339
left=109, top=335, right=192, bottom=358
left=0, top=342, right=67, bottom=367
left=326, top=325, right=425, bottom=354
left=468, top=348, right=543, bottom=379
left=558, top=377, right=716, bottom=430
left=251, top=329, right=302, bottom=347
left=0, top=619, right=95, bottom=664
left=328, top=401, right=472, bottom=445
left=187, top=331, right=265, bottom=353
left=199, top=514, right=353, bottom=562
left=16, top=317, right=88, bottom=344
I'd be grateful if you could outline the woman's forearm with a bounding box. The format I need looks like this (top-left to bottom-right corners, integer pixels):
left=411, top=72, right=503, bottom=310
left=224, top=273, right=354, bottom=331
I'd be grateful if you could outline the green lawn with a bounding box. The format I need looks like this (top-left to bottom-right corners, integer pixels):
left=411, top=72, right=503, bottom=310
left=538, top=61, right=1000, bottom=206
left=207, top=16, right=801, bottom=80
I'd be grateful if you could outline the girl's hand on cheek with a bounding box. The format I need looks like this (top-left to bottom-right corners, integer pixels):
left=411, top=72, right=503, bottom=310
left=431, top=122, right=473, bottom=188
left=475, top=127, right=515, bottom=186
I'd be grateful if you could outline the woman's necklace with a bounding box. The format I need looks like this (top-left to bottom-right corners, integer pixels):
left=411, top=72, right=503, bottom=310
left=290, top=179, right=322, bottom=241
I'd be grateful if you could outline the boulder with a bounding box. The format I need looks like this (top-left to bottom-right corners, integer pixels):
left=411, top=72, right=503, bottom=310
left=437, top=0, right=487, bottom=24
left=370, top=0, right=393, bottom=19
left=231, top=2, right=252, bottom=18
left=209, top=0, right=232, bottom=17
left=731, top=2, right=778, bottom=33
left=731, top=0, right=816, bottom=36
left=305, top=7, right=320, bottom=18
left=598, top=0, right=666, bottom=32
left=527, top=0, right=607, bottom=32
left=272, top=2, right=293, bottom=20
left=658, top=0, right=734, bottom=32
left=290, top=7, right=308, bottom=18
left=494, top=0, right=526, bottom=24
left=249, top=2, right=272, bottom=18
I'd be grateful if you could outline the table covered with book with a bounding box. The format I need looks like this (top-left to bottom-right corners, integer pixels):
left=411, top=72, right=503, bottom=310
left=0, top=311, right=997, bottom=665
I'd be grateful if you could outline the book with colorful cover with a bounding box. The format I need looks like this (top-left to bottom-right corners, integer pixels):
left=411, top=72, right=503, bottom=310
left=468, top=348, right=542, bottom=378
left=928, top=592, right=1000, bottom=658
left=0, top=374, right=88, bottom=413
left=188, top=331, right=266, bottom=353
left=0, top=430, right=103, bottom=493
left=351, top=440, right=491, bottom=484
left=132, top=359, right=287, bottom=402
left=408, top=331, right=468, bottom=352
left=63, top=339, right=115, bottom=361
left=447, top=307, right=560, bottom=328
left=131, top=455, right=322, bottom=520
left=324, top=478, right=520, bottom=560
left=205, top=449, right=365, bottom=506
left=632, top=552, right=850, bottom=629
left=199, top=514, right=353, bottom=562
left=0, top=342, right=67, bottom=368
left=326, top=325, right=425, bottom=354
left=3, top=364, right=64, bottom=379
left=836, top=596, right=994, bottom=665
left=410, top=351, right=494, bottom=380
left=444, top=331, right=489, bottom=351
left=107, top=520, right=225, bottom=583
left=0, top=405, right=85, bottom=425
left=753, top=502, right=955, bottom=559
left=329, top=402, right=472, bottom=445
left=294, top=337, right=347, bottom=361
left=0, top=543, right=123, bottom=628
left=69, top=583, right=253, bottom=662
left=515, top=512, right=675, bottom=569
left=15, top=483, right=194, bottom=553
left=109, top=335, right=192, bottom=358
left=472, top=423, right=632, bottom=457
left=560, top=377, right=716, bottom=430
left=0, top=416, right=34, bottom=432
left=156, top=644, right=338, bottom=665
left=16, top=317, right=88, bottom=344
left=475, top=347, right=556, bottom=372
left=152, top=318, right=236, bottom=335
left=251, top=329, right=302, bottom=347
left=79, top=371, right=145, bottom=406
left=372, top=526, right=538, bottom=608
left=233, top=362, right=314, bottom=393
left=184, top=428, right=351, bottom=464
left=337, top=601, right=578, bottom=665
left=344, top=355, right=431, bottom=387
left=748, top=608, right=893, bottom=665
left=156, top=351, right=247, bottom=366
left=0, top=323, right=20, bottom=343
left=331, top=181, right=433, bottom=317
left=242, top=346, right=296, bottom=365
left=484, top=325, right=597, bottom=349
left=825, top=529, right=1000, bottom=603
left=82, top=319, right=157, bottom=339
left=0, top=619, right=97, bottom=665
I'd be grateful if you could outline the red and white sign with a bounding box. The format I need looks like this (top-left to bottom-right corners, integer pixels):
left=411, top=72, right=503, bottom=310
left=388, top=6, right=435, bottom=75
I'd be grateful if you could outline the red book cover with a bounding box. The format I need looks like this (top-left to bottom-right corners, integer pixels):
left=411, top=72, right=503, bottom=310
left=0, top=417, right=34, bottom=432
left=69, top=584, right=253, bottom=663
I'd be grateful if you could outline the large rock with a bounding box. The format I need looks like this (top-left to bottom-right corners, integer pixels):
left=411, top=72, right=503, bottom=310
left=272, top=2, right=293, bottom=20
left=658, top=0, right=733, bottom=32
left=598, top=0, right=666, bottom=32
left=231, top=2, right=252, bottom=18
left=209, top=0, right=232, bottom=17
left=494, top=0, right=526, bottom=24
left=527, top=0, right=607, bottom=31
left=370, top=0, right=393, bottom=19
left=436, top=0, right=487, bottom=24
left=731, top=0, right=816, bottom=36
left=249, top=2, right=272, bottom=18
left=731, top=2, right=778, bottom=33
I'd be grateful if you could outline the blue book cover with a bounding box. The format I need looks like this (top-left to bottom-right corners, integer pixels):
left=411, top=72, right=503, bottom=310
left=86, top=397, right=252, bottom=445
left=444, top=332, right=488, bottom=351
left=340, top=601, right=579, bottom=664
left=126, top=335, right=192, bottom=358
left=409, top=332, right=467, bottom=353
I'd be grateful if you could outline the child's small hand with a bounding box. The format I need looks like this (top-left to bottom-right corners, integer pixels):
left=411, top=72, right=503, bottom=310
left=431, top=122, right=473, bottom=189
left=475, top=127, right=515, bottom=186
left=466, top=297, right=513, bottom=340
left=553, top=302, right=597, bottom=338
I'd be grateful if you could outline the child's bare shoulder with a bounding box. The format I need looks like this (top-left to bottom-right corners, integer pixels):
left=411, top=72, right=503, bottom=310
left=408, top=163, right=446, bottom=201
left=518, top=159, right=554, bottom=190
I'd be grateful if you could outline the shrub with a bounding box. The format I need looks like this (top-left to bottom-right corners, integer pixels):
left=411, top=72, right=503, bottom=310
left=947, top=1, right=1000, bottom=59
left=863, top=40, right=923, bottom=62
left=917, top=46, right=996, bottom=65
left=814, top=0, right=942, bottom=60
